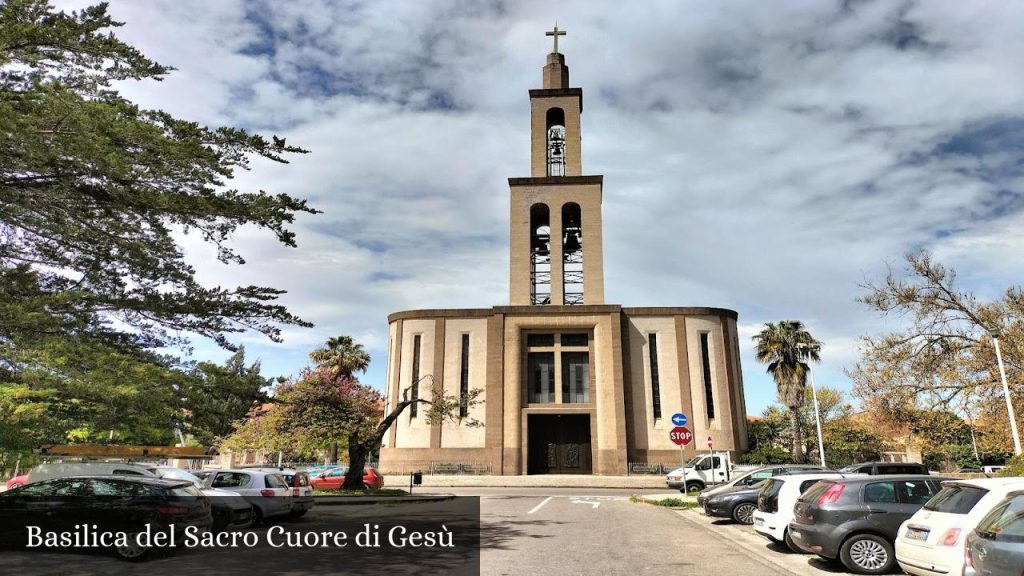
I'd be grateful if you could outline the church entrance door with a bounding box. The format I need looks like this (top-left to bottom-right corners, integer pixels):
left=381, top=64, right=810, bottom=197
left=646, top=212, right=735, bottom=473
left=527, top=414, right=592, bottom=474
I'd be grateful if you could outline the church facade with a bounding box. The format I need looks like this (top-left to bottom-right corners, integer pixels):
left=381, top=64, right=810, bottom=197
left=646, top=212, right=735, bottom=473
left=379, top=37, right=748, bottom=475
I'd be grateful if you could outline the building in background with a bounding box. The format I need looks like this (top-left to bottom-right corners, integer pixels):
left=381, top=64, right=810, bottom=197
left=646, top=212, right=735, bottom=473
left=379, top=33, right=747, bottom=475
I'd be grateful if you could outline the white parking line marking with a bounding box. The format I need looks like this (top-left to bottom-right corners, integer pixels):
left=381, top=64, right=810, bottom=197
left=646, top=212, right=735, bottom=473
left=570, top=500, right=600, bottom=509
left=528, top=496, right=553, bottom=514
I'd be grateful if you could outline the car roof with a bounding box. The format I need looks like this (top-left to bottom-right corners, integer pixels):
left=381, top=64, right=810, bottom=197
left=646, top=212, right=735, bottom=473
left=832, top=474, right=950, bottom=484
left=775, top=472, right=849, bottom=481
left=38, top=475, right=191, bottom=487
left=213, top=469, right=281, bottom=476
left=942, top=477, right=1024, bottom=489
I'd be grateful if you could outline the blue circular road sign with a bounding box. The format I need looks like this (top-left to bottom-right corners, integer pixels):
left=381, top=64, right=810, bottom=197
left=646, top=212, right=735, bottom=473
left=671, top=413, right=687, bottom=426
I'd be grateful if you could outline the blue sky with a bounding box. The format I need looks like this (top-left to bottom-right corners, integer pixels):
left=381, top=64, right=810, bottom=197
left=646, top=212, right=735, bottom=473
left=61, top=0, right=1024, bottom=415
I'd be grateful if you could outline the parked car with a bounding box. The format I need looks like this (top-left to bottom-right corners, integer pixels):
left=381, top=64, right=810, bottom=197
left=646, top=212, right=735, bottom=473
left=702, top=480, right=768, bottom=524
left=253, top=468, right=314, bottom=517
left=696, top=464, right=826, bottom=507
left=788, top=475, right=951, bottom=574
left=147, top=465, right=254, bottom=532
left=5, top=473, right=29, bottom=491
left=753, top=471, right=850, bottom=551
left=310, top=466, right=384, bottom=490
left=837, top=461, right=930, bottom=475
left=27, top=461, right=156, bottom=483
left=0, top=475, right=212, bottom=561
left=896, top=477, right=1024, bottom=576
left=204, top=469, right=292, bottom=524
left=963, top=489, right=1024, bottom=576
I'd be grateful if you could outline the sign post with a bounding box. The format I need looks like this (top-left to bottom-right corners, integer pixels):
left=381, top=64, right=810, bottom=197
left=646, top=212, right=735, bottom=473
left=669, top=422, right=693, bottom=494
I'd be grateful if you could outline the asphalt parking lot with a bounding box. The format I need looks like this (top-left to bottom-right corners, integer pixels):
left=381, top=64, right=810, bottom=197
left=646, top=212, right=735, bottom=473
left=679, top=506, right=859, bottom=576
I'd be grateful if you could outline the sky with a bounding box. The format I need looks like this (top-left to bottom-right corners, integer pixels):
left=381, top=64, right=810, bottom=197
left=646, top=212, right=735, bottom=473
left=58, top=0, right=1024, bottom=415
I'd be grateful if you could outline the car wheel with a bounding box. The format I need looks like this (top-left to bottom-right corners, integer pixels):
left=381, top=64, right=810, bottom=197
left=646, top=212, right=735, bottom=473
left=731, top=503, right=756, bottom=525
left=114, top=537, right=150, bottom=562
left=679, top=482, right=704, bottom=495
left=784, top=529, right=806, bottom=554
left=9, top=483, right=22, bottom=489
left=840, top=534, right=895, bottom=575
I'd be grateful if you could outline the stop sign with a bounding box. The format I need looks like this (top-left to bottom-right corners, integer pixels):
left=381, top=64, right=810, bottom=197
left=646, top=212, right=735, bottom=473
left=669, top=426, right=693, bottom=446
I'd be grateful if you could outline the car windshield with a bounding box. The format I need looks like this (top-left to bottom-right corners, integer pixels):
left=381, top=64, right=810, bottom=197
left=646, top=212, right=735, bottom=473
left=924, top=485, right=988, bottom=514
left=685, top=457, right=704, bottom=467
left=837, top=464, right=860, bottom=473
left=153, top=467, right=203, bottom=486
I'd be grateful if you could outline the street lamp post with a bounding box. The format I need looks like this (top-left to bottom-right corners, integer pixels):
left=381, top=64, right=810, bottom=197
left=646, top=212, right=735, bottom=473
left=799, top=343, right=827, bottom=467
left=990, top=329, right=1023, bottom=456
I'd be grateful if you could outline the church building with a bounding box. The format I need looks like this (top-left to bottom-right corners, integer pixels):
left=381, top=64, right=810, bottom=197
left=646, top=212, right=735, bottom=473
left=379, top=31, right=748, bottom=475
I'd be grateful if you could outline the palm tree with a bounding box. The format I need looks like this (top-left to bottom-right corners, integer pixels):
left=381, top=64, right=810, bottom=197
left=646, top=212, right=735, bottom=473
left=752, top=321, right=821, bottom=463
left=308, top=335, right=371, bottom=463
left=309, top=335, right=371, bottom=379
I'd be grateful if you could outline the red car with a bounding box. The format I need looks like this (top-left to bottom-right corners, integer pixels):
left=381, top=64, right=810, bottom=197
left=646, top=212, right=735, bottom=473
left=5, top=474, right=28, bottom=491
left=309, top=466, right=384, bottom=490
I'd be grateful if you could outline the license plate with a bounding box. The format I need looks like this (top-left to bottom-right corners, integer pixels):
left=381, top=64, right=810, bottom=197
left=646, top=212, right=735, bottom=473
left=754, top=517, right=765, bottom=526
left=906, top=529, right=929, bottom=541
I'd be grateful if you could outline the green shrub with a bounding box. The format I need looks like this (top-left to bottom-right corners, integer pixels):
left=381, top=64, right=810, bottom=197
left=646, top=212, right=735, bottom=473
left=740, top=446, right=792, bottom=465
left=997, top=454, right=1024, bottom=477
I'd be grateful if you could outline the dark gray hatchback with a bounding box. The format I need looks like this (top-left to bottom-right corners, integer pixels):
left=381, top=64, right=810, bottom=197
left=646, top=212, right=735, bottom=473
left=963, top=489, right=1024, bottom=576
left=787, top=475, right=952, bottom=575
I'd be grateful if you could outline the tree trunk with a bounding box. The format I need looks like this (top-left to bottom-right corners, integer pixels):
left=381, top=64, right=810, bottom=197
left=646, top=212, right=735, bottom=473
left=342, top=435, right=368, bottom=489
left=789, top=408, right=805, bottom=463
left=328, top=442, right=338, bottom=464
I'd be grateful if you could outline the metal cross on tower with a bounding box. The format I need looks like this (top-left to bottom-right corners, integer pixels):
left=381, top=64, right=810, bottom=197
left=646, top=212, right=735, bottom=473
left=546, top=25, right=566, bottom=54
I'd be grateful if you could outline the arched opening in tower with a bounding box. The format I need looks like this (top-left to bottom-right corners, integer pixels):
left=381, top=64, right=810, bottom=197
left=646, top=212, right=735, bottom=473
left=546, top=108, right=566, bottom=177
left=562, top=202, right=583, bottom=305
left=530, top=203, right=552, bottom=305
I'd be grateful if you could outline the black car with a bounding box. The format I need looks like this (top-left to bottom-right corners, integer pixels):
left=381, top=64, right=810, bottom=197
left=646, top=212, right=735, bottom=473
left=837, top=461, right=930, bottom=475
left=702, top=480, right=767, bottom=524
left=696, top=464, right=827, bottom=507
left=0, top=475, right=213, bottom=561
left=788, top=475, right=951, bottom=575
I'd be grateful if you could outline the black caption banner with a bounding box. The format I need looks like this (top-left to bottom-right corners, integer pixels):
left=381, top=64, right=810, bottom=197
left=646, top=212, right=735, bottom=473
left=0, top=496, right=481, bottom=576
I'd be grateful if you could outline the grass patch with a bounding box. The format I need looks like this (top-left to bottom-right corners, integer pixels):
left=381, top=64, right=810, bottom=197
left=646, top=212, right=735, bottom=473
left=630, top=495, right=698, bottom=509
left=313, top=488, right=408, bottom=497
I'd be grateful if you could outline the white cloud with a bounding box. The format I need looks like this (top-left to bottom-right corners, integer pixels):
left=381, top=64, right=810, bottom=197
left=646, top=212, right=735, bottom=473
left=54, top=0, right=1024, bottom=411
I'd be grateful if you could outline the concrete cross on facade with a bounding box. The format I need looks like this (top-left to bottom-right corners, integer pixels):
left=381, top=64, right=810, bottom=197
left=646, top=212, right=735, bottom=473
left=546, top=25, right=566, bottom=53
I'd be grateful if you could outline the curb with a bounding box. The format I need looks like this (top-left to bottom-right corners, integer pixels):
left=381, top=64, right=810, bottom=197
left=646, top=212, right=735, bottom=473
left=313, top=494, right=456, bottom=506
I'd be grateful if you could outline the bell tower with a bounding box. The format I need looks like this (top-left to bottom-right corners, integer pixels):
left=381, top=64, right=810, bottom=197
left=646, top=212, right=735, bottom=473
left=509, top=27, right=605, bottom=306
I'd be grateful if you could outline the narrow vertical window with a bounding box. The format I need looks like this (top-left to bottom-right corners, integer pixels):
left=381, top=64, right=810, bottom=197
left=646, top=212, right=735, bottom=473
left=562, top=202, right=583, bottom=305
left=410, top=334, right=421, bottom=417
left=459, top=334, right=470, bottom=418
left=528, top=352, right=555, bottom=403
left=546, top=107, right=566, bottom=176
left=561, top=351, right=589, bottom=403
left=649, top=333, right=662, bottom=419
left=700, top=332, right=715, bottom=420
left=530, top=204, right=551, bottom=305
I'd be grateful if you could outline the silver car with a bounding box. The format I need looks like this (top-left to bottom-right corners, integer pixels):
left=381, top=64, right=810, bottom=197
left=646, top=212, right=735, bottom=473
left=148, top=466, right=254, bottom=531
left=204, top=469, right=293, bottom=524
left=963, top=489, right=1024, bottom=576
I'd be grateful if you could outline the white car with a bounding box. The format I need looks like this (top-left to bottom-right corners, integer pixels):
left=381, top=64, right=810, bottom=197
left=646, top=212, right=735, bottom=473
left=752, top=472, right=850, bottom=552
left=148, top=465, right=255, bottom=531
left=205, top=469, right=293, bottom=524
left=895, top=477, right=1024, bottom=576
